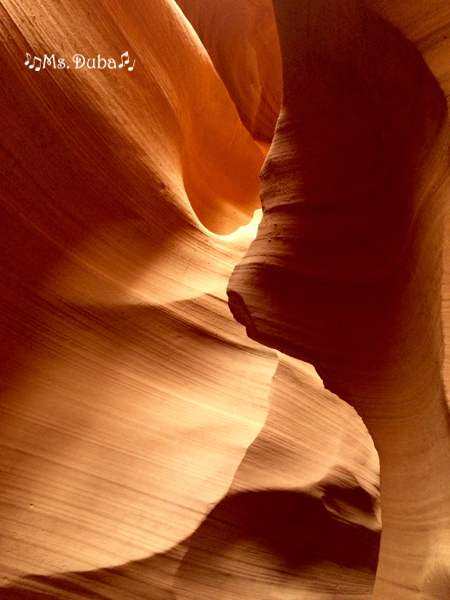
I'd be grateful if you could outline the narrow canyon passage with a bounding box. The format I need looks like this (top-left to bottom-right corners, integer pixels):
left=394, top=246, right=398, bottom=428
left=1, top=0, right=450, bottom=599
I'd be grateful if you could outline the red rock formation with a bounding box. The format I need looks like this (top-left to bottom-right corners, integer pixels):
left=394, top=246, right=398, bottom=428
left=228, top=0, right=450, bottom=598
left=175, top=0, right=282, bottom=145
left=0, top=0, right=274, bottom=579
left=2, top=471, right=381, bottom=599
left=6, top=0, right=450, bottom=598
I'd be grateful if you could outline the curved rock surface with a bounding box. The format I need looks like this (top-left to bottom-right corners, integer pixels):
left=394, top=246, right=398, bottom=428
left=1, top=0, right=449, bottom=599
left=0, top=0, right=272, bottom=577
left=175, top=0, right=282, bottom=144
left=228, top=0, right=450, bottom=598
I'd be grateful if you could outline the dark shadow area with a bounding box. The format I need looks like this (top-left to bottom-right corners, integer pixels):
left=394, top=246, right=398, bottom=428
left=1, top=475, right=380, bottom=599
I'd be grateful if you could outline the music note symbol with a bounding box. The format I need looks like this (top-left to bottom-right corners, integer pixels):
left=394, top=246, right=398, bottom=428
left=128, top=60, right=135, bottom=72
left=28, top=56, right=42, bottom=71
left=118, top=51, right=129, bottom=68
left=29, top=56, right=42, bottom=71
left=24, top=53, right=32, bottom=66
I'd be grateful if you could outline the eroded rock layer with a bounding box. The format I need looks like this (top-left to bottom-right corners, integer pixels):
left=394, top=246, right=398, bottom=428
left=2, top=0, right=450, bottom=598
left=175, top=0, right=282, bottom=144
left=0, top=0, right=274, bottom=577
left=228, top=1, right=450, bottom=598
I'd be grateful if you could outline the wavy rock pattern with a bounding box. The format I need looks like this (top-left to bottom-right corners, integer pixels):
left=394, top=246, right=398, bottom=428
left=228, top=0, right=450, bottom=598
left=175, top=0, right=282, bottom=144
left=0, top=0, right=273, bottom=577
left=1, top=0, right=449, bottom=599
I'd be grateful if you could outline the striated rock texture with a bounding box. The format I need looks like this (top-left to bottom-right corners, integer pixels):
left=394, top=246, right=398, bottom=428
left=228, top=0, right=450, bottom=598
left=1, top=472, right=380, bottom=599
left=1, top=0, right=450, bottom=598
left=175, top=0, right=282, bottom=145
left=0, top=0, right=273, bottom=578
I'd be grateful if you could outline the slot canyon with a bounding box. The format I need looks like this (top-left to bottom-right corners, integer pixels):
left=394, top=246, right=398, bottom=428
left=1, top=1, right=450, bottom=599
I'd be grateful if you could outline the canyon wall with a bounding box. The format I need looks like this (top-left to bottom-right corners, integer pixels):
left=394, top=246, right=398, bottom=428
left=1, top=0, right=449, bottom=598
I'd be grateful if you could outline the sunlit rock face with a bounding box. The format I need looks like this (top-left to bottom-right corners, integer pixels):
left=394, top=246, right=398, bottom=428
left=2, top=0, right=449, bottom=599
left=175, top=0, right=282, bottom=145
